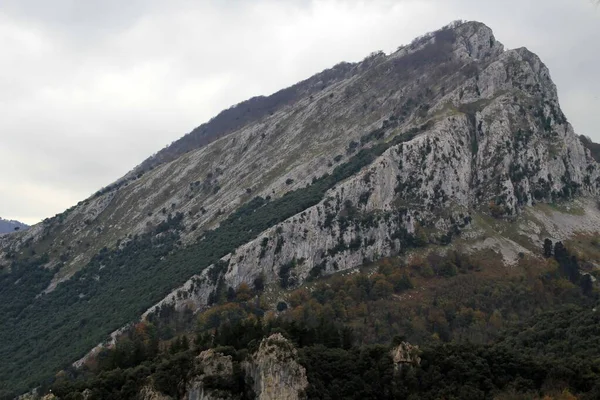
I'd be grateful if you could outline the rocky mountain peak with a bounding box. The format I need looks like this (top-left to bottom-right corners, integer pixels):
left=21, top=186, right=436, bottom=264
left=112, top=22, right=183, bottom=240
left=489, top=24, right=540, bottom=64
left=134, top=18, right=599, bottom=323
left=1, top=20, right=599, bottom=398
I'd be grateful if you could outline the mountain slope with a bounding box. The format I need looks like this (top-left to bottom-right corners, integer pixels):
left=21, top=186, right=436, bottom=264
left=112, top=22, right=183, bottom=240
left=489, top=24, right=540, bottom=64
left=1, top=20, right=600, bottom=397
left=141, top=23, right=600, bottom=318
left=133, top=61, right=358, bottom=175
left=0, top=218, right=28, bottom=234
left=1, top=21, right=509, bottom=284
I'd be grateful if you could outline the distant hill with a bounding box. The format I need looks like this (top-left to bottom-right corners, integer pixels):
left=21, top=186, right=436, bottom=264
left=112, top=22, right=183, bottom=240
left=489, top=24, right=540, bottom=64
left=0, top=218, right=28, bottom=234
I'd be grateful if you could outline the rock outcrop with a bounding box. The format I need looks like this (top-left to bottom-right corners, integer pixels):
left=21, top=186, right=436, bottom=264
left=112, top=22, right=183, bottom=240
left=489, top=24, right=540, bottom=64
left=185, top=349, right=239, bottom=400
left=15, top=393, right=58, bottom=400
left=139, top=386, right=172, bottom=400
left=134, top=335, right=306, bottom=400
left=390, top=342, right=421, bottom=371
left=244, top=334, right=308, bottom=400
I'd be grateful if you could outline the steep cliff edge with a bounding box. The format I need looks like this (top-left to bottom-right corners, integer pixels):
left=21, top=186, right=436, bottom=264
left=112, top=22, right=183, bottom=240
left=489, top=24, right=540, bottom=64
left=142, top=30, right=600, bottom=318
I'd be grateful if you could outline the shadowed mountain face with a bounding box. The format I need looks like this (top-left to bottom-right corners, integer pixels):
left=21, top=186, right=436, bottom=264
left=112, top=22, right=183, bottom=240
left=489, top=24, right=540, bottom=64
left=1, top=20, right=599, bottom=398
left=0, top=218, right=28, bottom=234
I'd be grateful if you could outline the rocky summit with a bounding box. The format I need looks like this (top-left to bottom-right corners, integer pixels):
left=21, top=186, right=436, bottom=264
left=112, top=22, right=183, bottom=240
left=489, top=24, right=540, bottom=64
left=2, top=20, right=600, bottom=399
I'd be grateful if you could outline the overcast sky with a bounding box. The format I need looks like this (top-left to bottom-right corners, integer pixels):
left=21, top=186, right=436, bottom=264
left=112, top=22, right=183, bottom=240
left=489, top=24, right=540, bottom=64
left=1, top=0, right=598, bottom=225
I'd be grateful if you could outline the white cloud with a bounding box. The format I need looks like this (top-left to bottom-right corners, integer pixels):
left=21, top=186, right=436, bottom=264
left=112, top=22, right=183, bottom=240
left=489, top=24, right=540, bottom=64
left=1, top=0, right=599, bottom=224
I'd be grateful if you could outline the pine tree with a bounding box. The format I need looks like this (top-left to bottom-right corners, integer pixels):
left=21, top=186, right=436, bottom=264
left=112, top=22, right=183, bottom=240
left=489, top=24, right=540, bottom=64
left=543, top=238, right=553, bottom=258
left=181, top=335, right=189, bottom=351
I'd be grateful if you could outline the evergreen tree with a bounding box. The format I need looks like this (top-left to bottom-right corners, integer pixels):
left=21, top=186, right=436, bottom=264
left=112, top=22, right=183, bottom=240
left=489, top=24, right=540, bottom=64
left=543, top=238, right=553, bottom=258
left=181, top=335, right=190, bottom=351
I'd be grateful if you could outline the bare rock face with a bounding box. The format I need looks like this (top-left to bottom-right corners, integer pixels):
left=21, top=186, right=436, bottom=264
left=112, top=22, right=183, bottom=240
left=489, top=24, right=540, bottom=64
left=141, top=20, right=600, bottom=321
left=390, top=342, right=421, bottom=371
left=185, top=350, right=239, bottom=400
left=139, top=385, right=173, bottom=400
left=136, top=339, right=307, bottom=400
left=244, top=334, right=308, bottom=400
left=15, top=391, right=37, bottom=400
left=14, top=390, right=57, bottom=400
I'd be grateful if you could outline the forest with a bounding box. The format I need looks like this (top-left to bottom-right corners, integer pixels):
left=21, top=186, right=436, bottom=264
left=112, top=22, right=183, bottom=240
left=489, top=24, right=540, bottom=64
left=27, top=237, right=600, bottom=400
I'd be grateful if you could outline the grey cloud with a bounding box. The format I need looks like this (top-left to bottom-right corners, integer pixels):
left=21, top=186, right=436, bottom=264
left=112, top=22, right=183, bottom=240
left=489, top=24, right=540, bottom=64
left=0, top=0, right=598, bottom=224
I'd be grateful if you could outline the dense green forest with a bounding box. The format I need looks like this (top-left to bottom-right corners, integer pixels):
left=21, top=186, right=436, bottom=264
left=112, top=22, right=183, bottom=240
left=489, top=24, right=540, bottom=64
left=25, top=238, right=600, bottom=400
left=49, top=308, right=600, bottom=400
left=0, top=124, right=427, bottom=397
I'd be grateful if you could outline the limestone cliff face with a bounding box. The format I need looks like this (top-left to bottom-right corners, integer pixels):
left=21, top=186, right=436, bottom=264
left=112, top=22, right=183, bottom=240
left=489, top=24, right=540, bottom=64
left=390, top=342, right=421, bottom=372
left=139, top=385, right=173, bottom=400
left=244, top=334, right=308, bottom=400
left=16, top=393, right=58, bottom=400
left=138, top=21, right=600, bottom=320
left=5, top=21, right=597, bottom=297
left=185, top=350, right=239, bottom=400
left=1, top=21, right=571, bottom=286
left=137, top=335, right=306, bottom=400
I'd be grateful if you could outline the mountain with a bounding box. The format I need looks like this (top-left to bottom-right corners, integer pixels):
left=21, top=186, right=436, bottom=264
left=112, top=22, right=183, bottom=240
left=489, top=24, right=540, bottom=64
left=2, top=20, right=600, bottom=398
left=0, top=218, right=28, bottom=234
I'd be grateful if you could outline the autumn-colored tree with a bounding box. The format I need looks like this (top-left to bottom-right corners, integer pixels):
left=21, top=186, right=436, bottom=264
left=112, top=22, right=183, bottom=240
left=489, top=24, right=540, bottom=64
left=488, top=310, right=503, bottom=330
left=235, top=282, right=252, bottom=301
left=288, top=288, right=310, bottom=307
